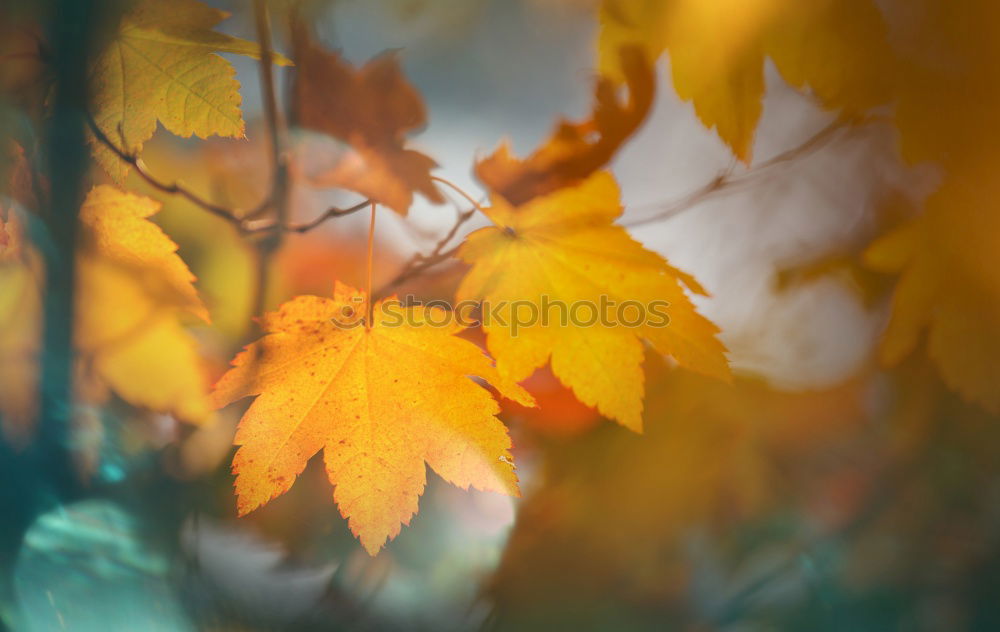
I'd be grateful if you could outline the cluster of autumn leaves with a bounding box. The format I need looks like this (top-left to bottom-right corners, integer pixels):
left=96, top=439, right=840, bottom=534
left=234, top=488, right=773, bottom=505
left=1, top=0, right=998, bottom=556
left=600, top=0, right=1000, bottom=416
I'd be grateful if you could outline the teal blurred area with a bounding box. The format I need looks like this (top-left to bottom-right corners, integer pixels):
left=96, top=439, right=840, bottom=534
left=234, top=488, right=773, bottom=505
left=9, top=501, right=192, bottom=632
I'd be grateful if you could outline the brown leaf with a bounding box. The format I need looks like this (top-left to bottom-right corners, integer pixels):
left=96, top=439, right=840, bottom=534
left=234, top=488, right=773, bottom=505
left=475, top=46, right=654, bottom=206
left=291, top=28, right=443, bottom=215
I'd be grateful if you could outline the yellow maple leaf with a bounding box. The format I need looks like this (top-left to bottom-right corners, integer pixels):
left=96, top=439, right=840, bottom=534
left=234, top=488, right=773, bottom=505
left=0, top=185, right=213, bottom=441
left=865, top=171, right=1000, bottom=414
left=456, top=171, right=730, bottom=431
left=211, top=283, right=535, bottom=555
left=79, top=185, right=208, bottom=321
left=597, top=0, right=892, bottom=160
left=854, top=1, right=1000, bottom=414
left=88, top=0, right=291, bottom=182
left=75, top=186, right=213, bottom=423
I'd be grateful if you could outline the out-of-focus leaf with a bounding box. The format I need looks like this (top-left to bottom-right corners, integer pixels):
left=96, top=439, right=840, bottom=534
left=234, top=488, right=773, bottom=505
left=856, top=0, right=1000, bottom=414
left=0, top=186, right=213, bottom=443
left=865, top=171, right=1000, bottom=413
left=291, top=28, right=443, bottom=215
left=475, top=46, right=654, bottom=206
left=598, top=0, right=893, bottom=160
left=489, top=362, right=869, bottom=627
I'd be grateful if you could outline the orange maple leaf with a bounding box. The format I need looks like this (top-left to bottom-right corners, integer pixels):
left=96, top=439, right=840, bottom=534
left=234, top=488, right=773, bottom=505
left=212, top=283, right=535, bottom=554
left=476, top=46, right=654, bottom=206
left=291, top=29, right=444, bottom=215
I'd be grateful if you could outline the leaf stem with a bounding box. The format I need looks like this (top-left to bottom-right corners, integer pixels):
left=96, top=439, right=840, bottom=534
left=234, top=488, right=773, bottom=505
left=430, top=175, right=488, bottom=215
left=366, top=201, right=377, bottom=329
left=86, top=114, right=373, bottom=235
left=86, top=115, right=268, bottom=225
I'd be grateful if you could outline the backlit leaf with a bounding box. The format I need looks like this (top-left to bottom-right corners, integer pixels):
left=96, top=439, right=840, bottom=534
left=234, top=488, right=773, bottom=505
left=457, top=171, right=729, bottom=431
left=212, top=283, right=534, bottom=554
left=88, top=0, right=291, bottom=182
left=476, top=46, right=654, bottom=206
left=598, top=0, right=892, bottom=160
left=0, top=185, right=213, bottom=441
left=865, top=172, right=1000, bottom=413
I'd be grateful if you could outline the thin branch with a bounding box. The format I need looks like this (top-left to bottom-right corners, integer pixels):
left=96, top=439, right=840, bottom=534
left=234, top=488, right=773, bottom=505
left=365, top=201, right=376, bottom=324
left=273, top=199, right=372, bottom=233
left=624, top=117, right=867, bottom=228
left=430, top=175, right=488, bottom=214
left=377, top=213, right=473, bottom=295
left=377, top=179, right=483, bottom=295
left=86, top=114, right=266, bottom=228
left=249, top=0, right=288, bottom=319
left=379, top=243, right=463, bottom=297
left=86, top=113, right=371, bottom=236
left=252, top=0, right=289, bottom=232
left=374, top=119, right=874, bottom=294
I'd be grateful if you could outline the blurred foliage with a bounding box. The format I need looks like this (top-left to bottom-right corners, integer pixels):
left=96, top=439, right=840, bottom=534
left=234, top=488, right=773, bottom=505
left=0, top=0, right=999, bottom=630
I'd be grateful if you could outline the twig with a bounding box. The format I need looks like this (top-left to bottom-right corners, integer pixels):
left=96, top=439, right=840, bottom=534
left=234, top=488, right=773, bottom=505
left=430, top=175, right=487, bottom=214
left=252, top=0, right=289, bottom=231
left=86, top=113, right=371, bottom=235
left=377, top=177, right=484, bottom=295
left=625, top=117, right=866, bottom=228
left=379, top=226, right=468, bottom=296
left=365, top=201, right=376, bottom=325
left=380, top=243, right=463, bottom=297
left=274, top=199, right=372, bottom=233
left=86, top=115, right=266, bottom=227
left=427, top=180, right=480, bottom=254
left=250, top=0, right=289, bottom=318
left=376, top=119, right=868, bottom=294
